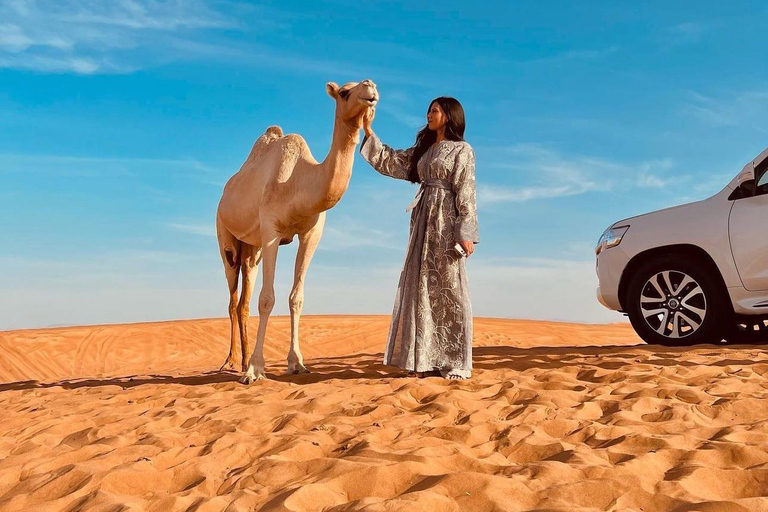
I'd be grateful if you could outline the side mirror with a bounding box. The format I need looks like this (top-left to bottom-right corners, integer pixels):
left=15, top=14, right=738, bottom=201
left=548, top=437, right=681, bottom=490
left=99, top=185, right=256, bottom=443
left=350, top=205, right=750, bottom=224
left=737, top=161, right=756, bottom=187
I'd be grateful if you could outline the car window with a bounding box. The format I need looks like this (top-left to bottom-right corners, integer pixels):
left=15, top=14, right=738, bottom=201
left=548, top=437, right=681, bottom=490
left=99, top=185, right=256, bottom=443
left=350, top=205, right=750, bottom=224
left=758, top=169, right=768, bottom=187
left=756, top=162, right=768, bottom=196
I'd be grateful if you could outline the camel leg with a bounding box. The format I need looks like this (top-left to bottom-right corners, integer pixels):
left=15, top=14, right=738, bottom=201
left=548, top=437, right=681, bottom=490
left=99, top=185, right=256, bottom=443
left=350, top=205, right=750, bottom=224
left=217, top=218, right=241, bottom=371
left=241, top=227, right=280, bottom=384
left=237, top=244, right=261, bottom=372
left=287, top=214, right=325, bottom=374
left=220, top=263, right=240, bottom=371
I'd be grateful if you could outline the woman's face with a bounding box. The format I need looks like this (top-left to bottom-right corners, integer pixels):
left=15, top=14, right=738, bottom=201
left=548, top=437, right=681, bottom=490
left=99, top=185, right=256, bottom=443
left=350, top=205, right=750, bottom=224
left=427, top=102, right=447, bottom=132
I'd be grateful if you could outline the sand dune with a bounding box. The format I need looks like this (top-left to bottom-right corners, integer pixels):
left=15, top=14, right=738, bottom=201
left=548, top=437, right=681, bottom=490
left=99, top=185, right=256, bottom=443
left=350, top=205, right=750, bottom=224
left=3, top=316, right=768, bottom=511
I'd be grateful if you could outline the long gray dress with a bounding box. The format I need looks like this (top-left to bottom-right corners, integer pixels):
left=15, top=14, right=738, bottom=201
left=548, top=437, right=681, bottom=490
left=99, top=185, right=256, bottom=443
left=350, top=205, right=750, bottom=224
left=360, top=133, right=480, bottom=376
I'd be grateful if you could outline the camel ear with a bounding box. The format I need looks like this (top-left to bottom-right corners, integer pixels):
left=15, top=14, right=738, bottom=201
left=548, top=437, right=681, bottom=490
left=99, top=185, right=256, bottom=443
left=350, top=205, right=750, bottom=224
left=326, top=82, right=339, bottom=99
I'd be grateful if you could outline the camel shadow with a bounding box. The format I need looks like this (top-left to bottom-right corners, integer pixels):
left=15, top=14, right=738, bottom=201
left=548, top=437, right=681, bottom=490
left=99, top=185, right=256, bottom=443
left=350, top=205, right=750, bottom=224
left=0, top=371, right=241, bottom=392
left=2, top=341, right=766, bottom=392
left=0, top=354, right=397, bottom=392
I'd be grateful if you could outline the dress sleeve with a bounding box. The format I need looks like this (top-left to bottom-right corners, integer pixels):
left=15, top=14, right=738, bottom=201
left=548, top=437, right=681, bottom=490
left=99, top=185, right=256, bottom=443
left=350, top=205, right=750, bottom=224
left=360, top=133, right=415, bottom=181
left=451, top=144, right=480, bottom=243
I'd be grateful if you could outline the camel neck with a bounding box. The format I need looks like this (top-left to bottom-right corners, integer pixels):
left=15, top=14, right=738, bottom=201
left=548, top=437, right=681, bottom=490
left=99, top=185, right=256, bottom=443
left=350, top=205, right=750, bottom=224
left=311, top=117, right=358, bottom=212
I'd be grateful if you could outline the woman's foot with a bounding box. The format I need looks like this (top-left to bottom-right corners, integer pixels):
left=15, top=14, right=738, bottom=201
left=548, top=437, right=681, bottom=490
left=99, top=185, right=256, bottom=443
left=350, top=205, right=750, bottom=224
left=440, top=369, right=471, bottom=380
left=405, top=370, right=441, bottom=378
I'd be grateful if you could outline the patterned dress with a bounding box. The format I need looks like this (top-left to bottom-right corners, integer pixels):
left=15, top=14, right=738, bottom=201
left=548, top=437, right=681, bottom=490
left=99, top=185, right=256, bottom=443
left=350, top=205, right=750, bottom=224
left=360, top=133, right=480, bottom=377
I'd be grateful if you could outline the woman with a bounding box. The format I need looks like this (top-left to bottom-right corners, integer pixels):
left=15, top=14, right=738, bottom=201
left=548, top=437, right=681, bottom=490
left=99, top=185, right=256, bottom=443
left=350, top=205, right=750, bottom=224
left=360, top=97, right=479, bottom=380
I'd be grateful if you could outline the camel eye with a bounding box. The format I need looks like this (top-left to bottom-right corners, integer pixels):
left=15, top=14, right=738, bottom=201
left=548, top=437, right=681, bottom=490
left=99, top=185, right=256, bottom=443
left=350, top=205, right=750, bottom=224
left=339, top=89, right=351, bottom=100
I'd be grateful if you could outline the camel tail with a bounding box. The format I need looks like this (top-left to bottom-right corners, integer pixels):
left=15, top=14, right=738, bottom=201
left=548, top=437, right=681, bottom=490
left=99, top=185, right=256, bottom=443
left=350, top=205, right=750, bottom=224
left=249, top=125, right=284, bottom=160
left=224, top=246, right=240, bottom=269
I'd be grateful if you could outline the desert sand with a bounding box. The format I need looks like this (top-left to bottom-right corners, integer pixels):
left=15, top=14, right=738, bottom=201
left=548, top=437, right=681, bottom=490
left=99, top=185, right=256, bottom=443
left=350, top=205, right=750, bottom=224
left=2, top=315, right=768, bottom=511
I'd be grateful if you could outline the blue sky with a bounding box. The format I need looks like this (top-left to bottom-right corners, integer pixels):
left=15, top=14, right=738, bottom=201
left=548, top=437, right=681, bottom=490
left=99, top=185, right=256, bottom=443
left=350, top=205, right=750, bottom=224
left=2, top=1, right=767, bottom=330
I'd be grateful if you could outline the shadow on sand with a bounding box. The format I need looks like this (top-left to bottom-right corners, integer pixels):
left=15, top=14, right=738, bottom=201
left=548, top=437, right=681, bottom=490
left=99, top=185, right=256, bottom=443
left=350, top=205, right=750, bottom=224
left=2, top=339, right=767, bottom=392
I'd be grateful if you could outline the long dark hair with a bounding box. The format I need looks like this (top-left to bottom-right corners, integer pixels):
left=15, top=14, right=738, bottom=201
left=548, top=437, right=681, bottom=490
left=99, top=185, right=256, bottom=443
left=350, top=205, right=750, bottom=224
left=407, top=97, right=466, bottom=183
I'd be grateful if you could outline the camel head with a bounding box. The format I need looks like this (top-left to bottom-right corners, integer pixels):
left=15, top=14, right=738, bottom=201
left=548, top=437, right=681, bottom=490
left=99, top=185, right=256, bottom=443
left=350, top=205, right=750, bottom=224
left=326, top=79, right=379, bottom=128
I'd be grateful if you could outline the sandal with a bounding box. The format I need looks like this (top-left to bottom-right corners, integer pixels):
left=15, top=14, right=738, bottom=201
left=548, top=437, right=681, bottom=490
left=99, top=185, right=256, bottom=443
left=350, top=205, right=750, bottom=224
left=440, top=369, right=471, bottom=380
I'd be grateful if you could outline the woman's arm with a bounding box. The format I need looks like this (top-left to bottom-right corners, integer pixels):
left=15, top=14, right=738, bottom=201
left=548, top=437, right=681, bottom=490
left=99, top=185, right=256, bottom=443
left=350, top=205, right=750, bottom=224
left=360, top=134, right=415, bottom=181
left=359, top=107, right=414, bottom=181
left=451, top=144, right=479, bottom=254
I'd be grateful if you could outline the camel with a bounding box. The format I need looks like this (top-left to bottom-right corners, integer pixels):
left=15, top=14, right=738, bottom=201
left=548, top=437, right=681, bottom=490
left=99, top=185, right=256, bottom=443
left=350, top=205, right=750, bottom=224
left=216, top=79, right=379, bottom=384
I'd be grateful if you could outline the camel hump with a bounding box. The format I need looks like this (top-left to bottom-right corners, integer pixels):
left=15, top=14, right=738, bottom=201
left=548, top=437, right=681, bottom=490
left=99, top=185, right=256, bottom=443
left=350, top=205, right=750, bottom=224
left=249, top=125, right=285, bottom=159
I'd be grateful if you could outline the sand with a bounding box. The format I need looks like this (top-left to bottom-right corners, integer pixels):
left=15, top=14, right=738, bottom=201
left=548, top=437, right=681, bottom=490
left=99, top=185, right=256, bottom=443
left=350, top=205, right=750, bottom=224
left=2, top=315, right=768, bottom=511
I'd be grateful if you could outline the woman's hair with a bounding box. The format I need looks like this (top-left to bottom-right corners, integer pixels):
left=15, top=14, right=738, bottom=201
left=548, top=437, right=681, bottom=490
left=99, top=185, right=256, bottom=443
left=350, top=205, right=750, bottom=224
left=407, top=97, right=466, bottom=183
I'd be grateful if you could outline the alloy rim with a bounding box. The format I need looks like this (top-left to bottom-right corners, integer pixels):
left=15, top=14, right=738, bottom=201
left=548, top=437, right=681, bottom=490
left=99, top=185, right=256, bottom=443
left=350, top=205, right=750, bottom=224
left=640, top=270, right=707, bottom=339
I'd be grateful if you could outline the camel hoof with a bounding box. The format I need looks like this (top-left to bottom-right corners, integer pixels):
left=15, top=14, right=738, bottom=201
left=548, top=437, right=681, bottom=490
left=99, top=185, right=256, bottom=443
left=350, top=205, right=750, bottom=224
left=240, top=369, right=266, bottom=385
left=288, top=363, right=310, bottom=375
left=220, top=359, right=237, bottom=372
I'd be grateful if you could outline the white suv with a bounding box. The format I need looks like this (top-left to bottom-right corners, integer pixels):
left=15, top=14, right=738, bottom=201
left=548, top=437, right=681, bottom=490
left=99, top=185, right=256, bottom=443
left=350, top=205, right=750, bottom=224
left=596, top=147, right=768, bottom=345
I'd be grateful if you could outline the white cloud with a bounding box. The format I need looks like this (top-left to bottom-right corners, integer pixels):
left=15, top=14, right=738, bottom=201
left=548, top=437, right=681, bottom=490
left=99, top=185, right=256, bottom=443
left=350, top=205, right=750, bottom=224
left=684, top=90, right=768, bottom=129
left=685, top=92, right=736, bottom=126
left=478, top=182, right=602, bottom=204
left=0, top=1, right=433, bottom=82
left=321, top=224, right=402, bottom=251
left=58, top=0, right=233, bottom=30
left=0, top=152, right=228, bottom=183
left=477, top=144, right=679, bottom=204
left=693, top=172, right=735, bottom=195
left=635, top=159, right=679, bottom=188
left=0, top=0, right=237, bottom=74
left=0, top=23, right=72, bottom=52
left=0, top=54, right=103, bottom=74
left=376, top=104, right=425, bottom=129
left=167, top=222, right=216, bottom=237
left=635, top=174, right=665, bottom=188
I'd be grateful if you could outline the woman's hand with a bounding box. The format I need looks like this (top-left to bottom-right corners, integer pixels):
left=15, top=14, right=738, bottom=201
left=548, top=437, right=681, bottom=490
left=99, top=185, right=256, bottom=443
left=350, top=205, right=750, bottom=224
left=459, top=240, right=475, bottom=257
left=362, top=107, right=375, bottom=138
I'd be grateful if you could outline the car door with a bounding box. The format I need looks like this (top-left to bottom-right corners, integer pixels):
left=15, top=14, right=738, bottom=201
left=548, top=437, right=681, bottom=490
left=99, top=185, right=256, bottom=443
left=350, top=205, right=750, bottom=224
left=729, top=160, right=768, bottom=291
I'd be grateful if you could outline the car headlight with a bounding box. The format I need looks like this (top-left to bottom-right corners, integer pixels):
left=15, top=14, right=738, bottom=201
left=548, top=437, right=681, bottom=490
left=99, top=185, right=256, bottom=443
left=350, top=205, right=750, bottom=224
left=595, top=225, right=629, bottom=256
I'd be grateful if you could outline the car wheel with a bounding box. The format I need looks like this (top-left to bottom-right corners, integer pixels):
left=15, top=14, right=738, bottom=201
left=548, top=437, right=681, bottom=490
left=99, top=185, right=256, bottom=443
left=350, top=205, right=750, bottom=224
left=626, top=255, right=730, bottom=345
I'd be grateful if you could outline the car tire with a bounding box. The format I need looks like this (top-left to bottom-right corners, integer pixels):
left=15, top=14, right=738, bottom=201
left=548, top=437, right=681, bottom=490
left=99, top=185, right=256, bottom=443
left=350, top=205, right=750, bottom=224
left=626, top=255, right=731, bottom=345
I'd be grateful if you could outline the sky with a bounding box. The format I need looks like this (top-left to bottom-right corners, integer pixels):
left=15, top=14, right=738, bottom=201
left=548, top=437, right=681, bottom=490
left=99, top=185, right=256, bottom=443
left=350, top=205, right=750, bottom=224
left=1, top=1, right=768, bottom=330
